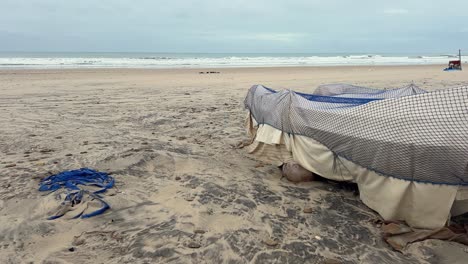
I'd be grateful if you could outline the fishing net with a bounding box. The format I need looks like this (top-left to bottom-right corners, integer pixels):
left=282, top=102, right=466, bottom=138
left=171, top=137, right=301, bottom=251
left=244, top=84, right=468, bottom=185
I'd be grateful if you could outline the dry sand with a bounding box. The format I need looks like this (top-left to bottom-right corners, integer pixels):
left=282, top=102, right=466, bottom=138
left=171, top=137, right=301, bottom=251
left=0, top=65, right=467, bottom=264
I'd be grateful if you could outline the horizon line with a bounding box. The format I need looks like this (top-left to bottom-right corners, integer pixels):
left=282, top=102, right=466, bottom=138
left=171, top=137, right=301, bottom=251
left=0, top=50, right=462, bottom=55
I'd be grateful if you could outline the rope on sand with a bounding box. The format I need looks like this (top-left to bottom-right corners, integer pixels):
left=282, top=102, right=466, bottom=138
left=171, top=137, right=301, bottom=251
left=39, top=168, right=114, bottom=219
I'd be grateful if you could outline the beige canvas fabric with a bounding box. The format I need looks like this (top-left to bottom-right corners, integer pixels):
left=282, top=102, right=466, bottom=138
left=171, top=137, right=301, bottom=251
left=246, top=115, right=468, bottom=229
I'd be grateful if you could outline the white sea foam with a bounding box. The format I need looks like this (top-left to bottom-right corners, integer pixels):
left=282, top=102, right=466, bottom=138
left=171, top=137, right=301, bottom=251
left=0, top=54, right=465, bottom=69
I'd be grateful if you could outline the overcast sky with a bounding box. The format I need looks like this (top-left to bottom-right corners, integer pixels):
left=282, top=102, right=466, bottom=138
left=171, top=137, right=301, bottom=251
left=1, top=0, right=467, bottom=53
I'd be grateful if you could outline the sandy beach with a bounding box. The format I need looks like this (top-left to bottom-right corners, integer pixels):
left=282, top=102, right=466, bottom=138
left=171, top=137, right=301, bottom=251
left=1, top=65, right=467, bottom=263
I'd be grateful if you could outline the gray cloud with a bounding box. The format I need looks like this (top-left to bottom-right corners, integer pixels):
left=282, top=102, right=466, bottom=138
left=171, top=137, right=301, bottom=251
left=1, top=0, right=467, bottom=53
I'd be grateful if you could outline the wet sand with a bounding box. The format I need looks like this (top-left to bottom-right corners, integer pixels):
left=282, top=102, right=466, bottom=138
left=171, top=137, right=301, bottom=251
left=0, top=65, right=467, bottom=263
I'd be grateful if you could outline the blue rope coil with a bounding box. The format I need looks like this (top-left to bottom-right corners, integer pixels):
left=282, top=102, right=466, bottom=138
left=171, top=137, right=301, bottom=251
left=39, top=168, right=114, bottom=219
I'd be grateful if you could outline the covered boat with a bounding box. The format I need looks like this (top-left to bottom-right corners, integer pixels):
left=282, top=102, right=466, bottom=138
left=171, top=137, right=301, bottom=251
left=244, top=84, right=468, bottom=229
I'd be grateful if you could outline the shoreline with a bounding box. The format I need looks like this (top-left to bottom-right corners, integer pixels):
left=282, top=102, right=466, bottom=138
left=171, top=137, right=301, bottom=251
left=0, top=63, right=450, bottom=72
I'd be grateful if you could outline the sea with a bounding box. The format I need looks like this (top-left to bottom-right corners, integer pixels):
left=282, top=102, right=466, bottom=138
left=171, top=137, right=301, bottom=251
left=0, top=52, right=464, bottom=69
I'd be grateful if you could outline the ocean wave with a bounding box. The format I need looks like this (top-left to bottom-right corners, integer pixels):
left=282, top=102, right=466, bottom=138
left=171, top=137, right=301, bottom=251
left=74, top=61, right=99, bottom=65
left=0, top=54, right=463, bottom=69
left=0, top=63, right=41, bottom=66
left=138, top=57, right=174, bottom=60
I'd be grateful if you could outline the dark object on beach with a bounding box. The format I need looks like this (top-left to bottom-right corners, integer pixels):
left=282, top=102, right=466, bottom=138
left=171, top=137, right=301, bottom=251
left=199, top=71, right=220, bottom=74
left=281, top=162, right=315, bottom=183
left=187, top=241, right=201, bottom=248
left=68, top=247, right=75, bottom=252
left=326, top=180, right=360, bottom=196
left=194, top=229, right=206, bottom=234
